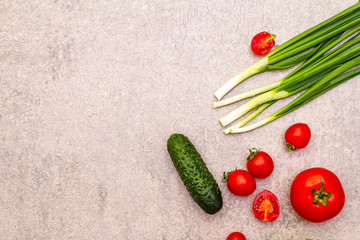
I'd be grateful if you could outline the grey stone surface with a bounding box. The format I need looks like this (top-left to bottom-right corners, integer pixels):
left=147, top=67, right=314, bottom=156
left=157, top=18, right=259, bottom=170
left=1, top=0, right=360, bottom=239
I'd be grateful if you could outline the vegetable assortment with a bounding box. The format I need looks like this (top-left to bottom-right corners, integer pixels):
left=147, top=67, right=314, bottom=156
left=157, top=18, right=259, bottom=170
left=223, top=148, right=278, bottom=224
left=165, top=2, right=355, bottom=239
left=213, top=2, right=360, bottom=134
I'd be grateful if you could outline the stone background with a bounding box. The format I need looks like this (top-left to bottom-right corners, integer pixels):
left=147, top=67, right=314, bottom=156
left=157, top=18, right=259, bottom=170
left=1, top=0, right=359, bottom=239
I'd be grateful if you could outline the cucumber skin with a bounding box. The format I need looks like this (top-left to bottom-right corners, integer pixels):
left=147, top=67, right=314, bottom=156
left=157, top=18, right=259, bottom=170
left=167, top=133, right=223, bottom=214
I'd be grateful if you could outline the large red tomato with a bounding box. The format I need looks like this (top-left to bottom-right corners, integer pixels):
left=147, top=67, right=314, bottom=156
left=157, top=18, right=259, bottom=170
left=290, top=168, right=345, bottom=222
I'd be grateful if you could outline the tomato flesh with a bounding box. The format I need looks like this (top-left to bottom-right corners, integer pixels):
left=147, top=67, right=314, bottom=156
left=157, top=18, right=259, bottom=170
left=251, top=31, right=276, bottom=55
left=290, top=168, right=345, bottom=222
left=253, top=190, right=280, bottom=222
left=227, top=169, right=256, bottom=196
left=285, top=123, right=311, bottom=150
left=226, top=232, right=246, bottom=240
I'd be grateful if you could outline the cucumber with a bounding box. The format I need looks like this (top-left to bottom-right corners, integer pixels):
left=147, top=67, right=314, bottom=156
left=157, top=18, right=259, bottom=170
left=167, top=133, right=223, bottom=214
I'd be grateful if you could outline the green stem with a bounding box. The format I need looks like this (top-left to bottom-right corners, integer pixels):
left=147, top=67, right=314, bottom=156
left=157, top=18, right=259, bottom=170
left=247, top=148, right=260, bottom=161
left=223, top=101, right=276, bottom=134
left=268, top=12, right=360, bottom=65
left=219, top=90, right=289, bottom=126
left=267, top=3, right=360, bottom=58
left=214, top=57, right=269, bottom=100
left=213, top=82, right=280, bottom=108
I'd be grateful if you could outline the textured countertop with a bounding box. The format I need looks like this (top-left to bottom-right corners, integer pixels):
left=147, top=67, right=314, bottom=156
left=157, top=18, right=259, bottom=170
left=1, top=0, right=360, bottom=239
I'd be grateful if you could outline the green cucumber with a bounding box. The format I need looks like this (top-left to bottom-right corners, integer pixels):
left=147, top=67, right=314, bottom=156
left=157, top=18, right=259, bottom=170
left=167, top=133, right=223, bottom=214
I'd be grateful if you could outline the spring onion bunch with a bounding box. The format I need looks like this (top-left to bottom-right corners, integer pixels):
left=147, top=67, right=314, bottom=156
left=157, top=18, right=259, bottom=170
left=213, top=2, right=360, bottom=134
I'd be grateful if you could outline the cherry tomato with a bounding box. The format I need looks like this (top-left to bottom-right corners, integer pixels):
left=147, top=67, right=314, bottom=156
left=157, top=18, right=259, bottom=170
left=251, top=31, right=276, bottom=55
left=226, top=232, right=246, bottom=240
left=224, top=169, right=256, bottom=196
left=285, top=123, right=311, bottom=150
left=253, top=190, right=280, bottom=222
left=290, top=167, right=345, bottom=223
left=247, top=148, right=274, bottom=179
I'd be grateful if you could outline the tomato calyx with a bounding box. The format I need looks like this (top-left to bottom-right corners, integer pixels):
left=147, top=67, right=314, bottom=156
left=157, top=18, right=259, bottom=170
left=222, top=171, right=231, bottom=182
left=286, top=142, right=296, bottom=151
left=222, top=169, right=237, bottom=182
left=312, top=180, right=333, bottom=206
left=247, top=148, right=260, bottom=161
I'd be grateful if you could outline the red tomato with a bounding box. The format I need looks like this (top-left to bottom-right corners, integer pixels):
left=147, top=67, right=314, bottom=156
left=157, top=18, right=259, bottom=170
left=247, top=148, right=274, bottom=179
left=285, top=123, right=311, bottom=150
left=225, top=169, right=256, bottom=196
left=290, top=167, right=345, bottom=223
left=226, top=232, right=246, bottom=240
left=253, top=190, right=280, bottom=222
left=251, top=31, right=276, bottom=55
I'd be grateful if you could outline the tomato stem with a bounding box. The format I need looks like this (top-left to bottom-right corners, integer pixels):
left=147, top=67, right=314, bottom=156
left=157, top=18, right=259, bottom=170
left=247, top=148, right=260, bottom=161
left=222, top=171, right=231, bottom=183
left=286, top=142, right=296, bottom=151
left=312, top=180, right=333, bottom=206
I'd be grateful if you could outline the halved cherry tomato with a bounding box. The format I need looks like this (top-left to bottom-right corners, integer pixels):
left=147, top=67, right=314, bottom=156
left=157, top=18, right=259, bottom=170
left=290, top=167, right=345, bottom=223
left=285, top=123, right=311, bottom=150
left=226, top=232, right=246, bottom=240
left=251, top=31, right=276, bottom=55
left=253, top=190, right=280, bottom=222
left=224, top=169, right=256, bottom=196
left=247, top=148, right=274, bottom=179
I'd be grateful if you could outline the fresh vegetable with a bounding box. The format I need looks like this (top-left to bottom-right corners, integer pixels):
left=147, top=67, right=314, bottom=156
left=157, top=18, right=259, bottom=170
left=226, top=232, right=246, bottom=240
left=253, top=190, right=280, bottom=222
left=223, top=169, right=256, bottom=196
left=247, top=148, right=274, bottom=178
left=285, top=123, right=311, bottom=150
left=290, top=168, right=345, bottom=222
left=214, top=2, right=360, bottom=101
left=251, top=31, right=276, bottom=55
left=167, top=133, right=223, bottom=214
left=223, top=44, right=360, bottom=133
left=213, top=2, right=360, bottom=133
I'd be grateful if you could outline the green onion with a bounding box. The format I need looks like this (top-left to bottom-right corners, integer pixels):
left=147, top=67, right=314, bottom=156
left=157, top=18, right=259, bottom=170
left=212, top=33, right=345, bottom=109
left=214, top=2, right=360, bottom=101
left=223, top=101, right=276, bottom=135
left=219, top=37, right=360, bottom=127
left=229, top=56, right=360, bottom=133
